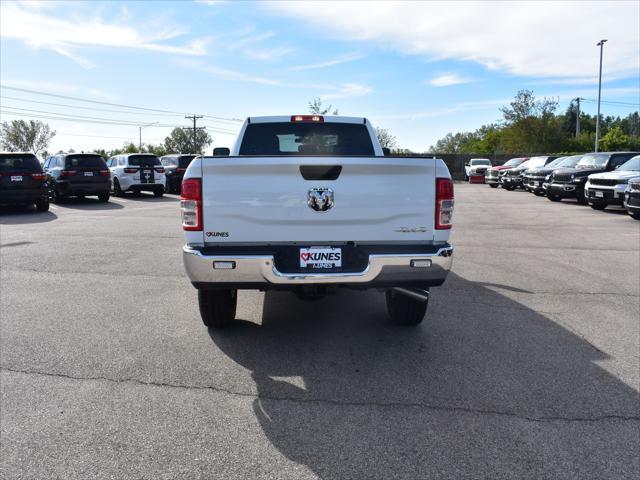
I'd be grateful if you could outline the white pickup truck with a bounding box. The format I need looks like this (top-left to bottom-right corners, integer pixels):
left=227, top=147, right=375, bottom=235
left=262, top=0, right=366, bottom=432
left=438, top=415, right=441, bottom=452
left=180, top=115, right=454, bottom=328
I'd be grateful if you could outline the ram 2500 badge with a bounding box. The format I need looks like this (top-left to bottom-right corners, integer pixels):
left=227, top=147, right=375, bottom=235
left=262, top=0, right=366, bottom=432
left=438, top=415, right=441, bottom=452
left=180, top=115, right=454, bottom=329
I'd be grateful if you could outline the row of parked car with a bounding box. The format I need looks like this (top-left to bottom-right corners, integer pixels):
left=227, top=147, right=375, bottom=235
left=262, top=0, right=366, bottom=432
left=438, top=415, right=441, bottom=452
left=0, top=152, right=197, bottom=211
left=466, top=152, right=640, bottom=219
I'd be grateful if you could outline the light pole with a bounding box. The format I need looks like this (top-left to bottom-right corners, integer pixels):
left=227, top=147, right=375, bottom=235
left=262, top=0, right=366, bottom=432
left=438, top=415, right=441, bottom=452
left=595, top=39, right=607, bottom=152
left=139, top=121, right=158, bottom=151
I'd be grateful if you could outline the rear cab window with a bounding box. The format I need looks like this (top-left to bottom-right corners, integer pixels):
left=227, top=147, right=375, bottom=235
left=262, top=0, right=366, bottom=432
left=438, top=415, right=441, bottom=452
left=0, top=153, right=42, bottom=173
left=65, top=154, right=107, bottom=169
left=239, top=122, right=375, bottom=156
left=178, top=155, right=196, bottom=168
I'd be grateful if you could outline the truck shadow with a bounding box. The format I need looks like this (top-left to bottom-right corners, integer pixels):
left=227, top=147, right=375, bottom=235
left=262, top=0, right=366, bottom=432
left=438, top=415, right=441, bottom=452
left=208, top=273, right=639, bottom=478
left=52, top=197, right=123, bottom=210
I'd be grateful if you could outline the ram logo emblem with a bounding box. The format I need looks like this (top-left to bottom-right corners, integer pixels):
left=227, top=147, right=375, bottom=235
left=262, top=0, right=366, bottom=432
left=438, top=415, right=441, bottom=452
left=307, top=187, right=334, bottom=212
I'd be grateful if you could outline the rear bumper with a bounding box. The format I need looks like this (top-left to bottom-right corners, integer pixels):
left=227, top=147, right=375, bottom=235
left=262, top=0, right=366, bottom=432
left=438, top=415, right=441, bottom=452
left=58, top=181, right=109, bottom=195
left=0, top=188, right=47, bottom=204
left=183, top=243, right=453, bottom=289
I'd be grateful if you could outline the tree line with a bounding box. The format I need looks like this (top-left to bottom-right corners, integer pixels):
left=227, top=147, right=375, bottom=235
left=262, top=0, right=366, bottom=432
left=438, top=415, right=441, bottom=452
left=0, top=120, right=213, bottom=159
left=429, top=90, right=639, bottom=155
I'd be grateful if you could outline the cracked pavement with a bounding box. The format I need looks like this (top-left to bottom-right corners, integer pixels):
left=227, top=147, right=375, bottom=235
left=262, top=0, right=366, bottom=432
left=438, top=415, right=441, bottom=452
left=1, top=185, right=639, bottom=479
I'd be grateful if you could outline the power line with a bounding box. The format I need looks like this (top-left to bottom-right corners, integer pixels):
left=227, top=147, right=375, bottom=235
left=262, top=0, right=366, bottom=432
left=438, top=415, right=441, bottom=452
left=0, top=85, right=244, bottom=123
left=0, top=109, right=239, bottom=134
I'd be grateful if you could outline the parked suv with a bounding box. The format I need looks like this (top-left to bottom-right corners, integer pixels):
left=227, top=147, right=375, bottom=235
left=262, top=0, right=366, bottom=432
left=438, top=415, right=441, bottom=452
left=485, top=157, right=528, bottom=188
left=525, top=155, right=583, bottom=195
left=0, top=152, right=49, bottom=211
left=45, top=153, right=110, bottom=203
left=585, top=155, right=640, bottom=210
left=501, top=156, right=557, bottom=191
left=107, top=153, right=166, bottom=197
left=547, top=152, right=640, bottom=204
left=160, top=154, right=196, bottom=194
left=624, top=177, right=640, bottom=219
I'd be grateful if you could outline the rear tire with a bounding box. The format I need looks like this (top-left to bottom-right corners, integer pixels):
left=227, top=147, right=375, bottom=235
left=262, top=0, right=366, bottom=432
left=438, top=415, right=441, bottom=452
left=589, top=202, right=606, bottom=210
left=489, top=184, right=498, bottom=189
left=630, top=212, right=640, bottom=220
left=198, top=289, right=237, bottom=329
left=503, top=185, right=516, bottom=191
left=50, top=185, right=64, bottom=204
left=154, top=187, right=164, bottom=198
left=113, top=178, right=124, bottom=197
left=98, top=192, right=110, bottom=202
left=385, top=289, right=428, bottom=326
left=35, top=198, right=49, bottom=212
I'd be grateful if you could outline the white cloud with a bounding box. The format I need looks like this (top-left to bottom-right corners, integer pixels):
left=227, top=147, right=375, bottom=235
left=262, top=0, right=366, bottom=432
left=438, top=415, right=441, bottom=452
left=287, top=52, right=365, bottom=71
left=428, top=73, right=476, bottom=87
left=0, top=2, right=209, bottom=67
left=243, top=46, right=297, bottom=61
left=320, top=83, right=373, bottom=100
left=265, top=1, right=640, bottom=81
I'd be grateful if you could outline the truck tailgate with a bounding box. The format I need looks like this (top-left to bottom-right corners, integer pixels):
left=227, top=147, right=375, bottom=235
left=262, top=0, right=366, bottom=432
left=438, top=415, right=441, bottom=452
left=201, top=156, right=437, bottom=244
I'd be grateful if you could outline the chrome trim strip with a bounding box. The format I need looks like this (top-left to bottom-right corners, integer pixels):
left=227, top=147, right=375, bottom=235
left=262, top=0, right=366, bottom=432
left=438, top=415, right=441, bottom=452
left=183, top=245, right=453, bottom=285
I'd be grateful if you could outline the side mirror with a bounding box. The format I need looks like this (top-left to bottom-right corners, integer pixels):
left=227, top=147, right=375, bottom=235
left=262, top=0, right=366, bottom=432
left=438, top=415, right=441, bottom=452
left=213, top=147, right=230, bottom=156
left=382, top=147, right=391, bottom=156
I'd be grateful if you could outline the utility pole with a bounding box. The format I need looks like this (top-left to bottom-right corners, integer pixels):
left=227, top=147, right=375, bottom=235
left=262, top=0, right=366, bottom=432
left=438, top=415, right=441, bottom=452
left=185, top=115, right=203, bottom=154
left=575, top=97, right=581, bottom=137
left=595, top=39, right=607, bottom=152
left=139, top=121, right=158, bottom=152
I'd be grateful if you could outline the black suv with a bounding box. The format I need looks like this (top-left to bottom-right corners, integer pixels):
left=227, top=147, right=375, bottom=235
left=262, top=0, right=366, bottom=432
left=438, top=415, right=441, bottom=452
left=525, top=155, right=583, bottom=196
left=45, top=153, right=110, bottom=203
left=160, top=154, right=196, bottom=194
left=547, top=152, right=640, bottom=204
left=0, top=152, right=49, bottom=211
left=501, top=156, right=557, bottom=191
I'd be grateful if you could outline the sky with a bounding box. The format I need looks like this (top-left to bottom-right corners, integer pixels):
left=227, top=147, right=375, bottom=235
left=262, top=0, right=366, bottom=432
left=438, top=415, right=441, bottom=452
left=0, top=0, right=638, bottom=154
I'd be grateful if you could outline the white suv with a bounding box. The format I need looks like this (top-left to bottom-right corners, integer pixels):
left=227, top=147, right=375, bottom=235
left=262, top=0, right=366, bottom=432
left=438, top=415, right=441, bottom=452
left=107, top=153, right=166, bottom=197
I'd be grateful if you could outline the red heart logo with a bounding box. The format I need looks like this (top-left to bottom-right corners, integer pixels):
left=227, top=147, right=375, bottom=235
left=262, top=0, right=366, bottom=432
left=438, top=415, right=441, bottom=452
left=301, top=253, right=310, bottom=261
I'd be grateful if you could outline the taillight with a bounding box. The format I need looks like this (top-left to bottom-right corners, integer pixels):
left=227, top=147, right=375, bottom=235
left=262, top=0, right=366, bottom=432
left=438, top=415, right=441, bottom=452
left=61, top=170, right=77, bottom=177
left=99, top=170, right=110, bottom=177
left=176, top=168, right=186, bottom=173
left=291, top=115, right=324, bottom=122
left=124, top=167, right=138, bottom=174
left=181, top=178, right=202, bottom=231
left=31, top=173, right=45, bottom=181
left=155, top=167, right=165, bottom=174
left=435, top=178, right=454, bottom=230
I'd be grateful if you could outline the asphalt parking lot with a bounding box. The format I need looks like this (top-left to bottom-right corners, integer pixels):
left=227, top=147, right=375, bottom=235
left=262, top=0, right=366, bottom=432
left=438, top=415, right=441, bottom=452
left=1, top=184, right=639, bottom=479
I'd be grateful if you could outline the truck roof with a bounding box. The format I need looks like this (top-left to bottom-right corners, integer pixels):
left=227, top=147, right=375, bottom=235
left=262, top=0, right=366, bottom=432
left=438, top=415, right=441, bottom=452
left=246, top=115, right=368, bottom=125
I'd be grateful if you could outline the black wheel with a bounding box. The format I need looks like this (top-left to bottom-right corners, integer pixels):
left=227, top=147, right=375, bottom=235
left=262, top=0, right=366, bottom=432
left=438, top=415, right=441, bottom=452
left=589, top=202, right=606, bottom=210
left=576, top=187, right=588, bottom=205
left=98, top=192, right=110, bottom=202
left=534, top=190, right=545, bottom=197
left=49, top=184, right=64, bottom=203
left=489, top=184, right=498, bottom=189
left=113, top=178, right=124, bottom=197
left=503, top=185, right=516, bottom=191
left=35, top=198, right=49, bottom=212
left=198, top=289, right=237, bottom=329
left=630, top=212, right=640, bottom=220
left=154, top=187, right=164, bottom=198
left=385, top=289, right=428, bottom=326
left=547, top=193, right=561, bottom=202
left=464, top=174, right=468, bottom=181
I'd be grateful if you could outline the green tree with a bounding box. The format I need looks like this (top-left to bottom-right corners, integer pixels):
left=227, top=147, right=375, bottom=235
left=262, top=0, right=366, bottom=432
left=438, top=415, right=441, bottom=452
left=308, top=98, right=338, bottom=115
left=164, top=127, right=212, bottom=154
left=375, top=127, right=397, bottom=149
left=600, top=126, right=630, bottom=151
left=0, top=120, right=56, bottom=154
